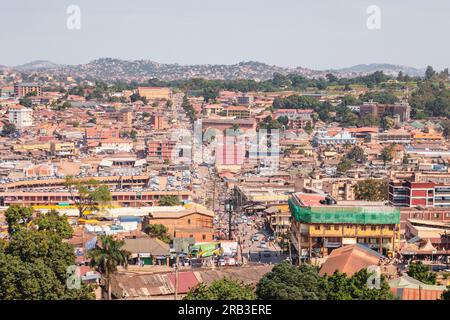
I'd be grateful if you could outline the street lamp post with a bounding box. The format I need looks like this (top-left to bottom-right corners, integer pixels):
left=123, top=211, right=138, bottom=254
left=445, top=231, right=449, bottom=268
left=225, top=199, right=234, bottom=240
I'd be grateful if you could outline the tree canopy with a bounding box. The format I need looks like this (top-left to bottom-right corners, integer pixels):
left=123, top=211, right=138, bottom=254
left=184, top=278, right=256, bottom=300
left=354, top=179, right=388, bottom=201
left=256, top=262, right=326, bottom=300
left=158, top=195, right=182, bottom=206
left=0, top=207, right=95, bottom=300
left=255, top=262, right=395, bottom=300
left=143, top=224, right=171, bottom=243
left=407, top=261, right=436, bottom=285
left=65, top=177, right=112, bottom=218
left=88, top=235, right=130, bottom=300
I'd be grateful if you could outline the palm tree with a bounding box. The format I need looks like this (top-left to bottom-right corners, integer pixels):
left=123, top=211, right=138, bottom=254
left=88, top=235, right=130, bottom=300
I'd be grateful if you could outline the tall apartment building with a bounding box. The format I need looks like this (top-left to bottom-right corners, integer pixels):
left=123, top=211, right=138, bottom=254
left=359, top=101, right=411, bottom=122
left=289, top=192, right=400, bottom=257
left=14, top=83, right=42, bottom=98
left=389, top=180, right=450, bottom=208
left=8, top=105, right=33, bottom=128
left=146, top=140, right=177, bottom=161
left=150, top=113, right=168, bottom=130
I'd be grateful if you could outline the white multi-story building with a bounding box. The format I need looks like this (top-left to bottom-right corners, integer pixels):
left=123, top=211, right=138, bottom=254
left=8, top=105, right=33, bottom=128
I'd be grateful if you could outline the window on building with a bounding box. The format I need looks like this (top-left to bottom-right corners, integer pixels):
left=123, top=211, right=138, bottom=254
left=202, top=234, right=206, bottom=240
left=315, top=225, right=321, bottom=230
left=361, top=226, right=366, bottom=231
left=187, top=219, right=191, bottom=224
left=334, top=225, right=339, bottom=231
left=371, top=226, right=376, bottom=231
left=434, top=213, right=440, bottom=219
left=325, top=225, right=331, bottom=231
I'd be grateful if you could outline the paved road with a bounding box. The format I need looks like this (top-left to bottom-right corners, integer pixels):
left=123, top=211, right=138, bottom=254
left=237, top=216, right=288, bottom=265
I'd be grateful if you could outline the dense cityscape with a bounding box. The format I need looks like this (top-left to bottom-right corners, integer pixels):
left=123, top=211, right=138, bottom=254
left=1, top=2, right=450, bottom=309
left=1, top=63, right=450, bottom=301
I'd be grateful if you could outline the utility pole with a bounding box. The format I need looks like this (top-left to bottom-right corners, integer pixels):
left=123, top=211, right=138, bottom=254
left=288, top=239, right=292, bottom=264
left=212, top=177, right=216, bottom=211
left=228, top=205, right=233, bottom=240
left=174, top=254, right=179, bottom=300
left=446, top=231, right=449, bottom=268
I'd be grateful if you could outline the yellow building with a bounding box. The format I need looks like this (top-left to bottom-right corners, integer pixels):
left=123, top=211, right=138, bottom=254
left=289, top=192, right=400, bottom=258
left=137, top=87, right=172, bottom=100
left=13, top=142, right=51, bottom=153
left=50, top=142, right=76, bottom=156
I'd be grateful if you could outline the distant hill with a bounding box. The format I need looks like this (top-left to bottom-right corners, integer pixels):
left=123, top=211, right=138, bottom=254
left=331, top=63, right=424, bottom=77
left=3, top=58, right=426, bottom=81
left=14, top=60, right=61, bottom=71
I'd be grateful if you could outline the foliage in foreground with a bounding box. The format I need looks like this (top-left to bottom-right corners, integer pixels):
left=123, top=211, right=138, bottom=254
left=184, top=278, right=256, bottom=300
left=0, top=206, right=95, bottom=300
left=255, top=262, right=395, bottom=300
left=407, top=261, right=436, bottom=285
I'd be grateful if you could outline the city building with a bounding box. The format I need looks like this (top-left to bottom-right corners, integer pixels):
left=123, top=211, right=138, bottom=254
left=224, top=106, right=251, bottom=119
left=145, top=204, right=214, bottom=242
left=389, top=180, right=450, bottom=208
left=146, top=140, right=177, bottom=162
left=14, top=83, right=42, bottom=98
left=359, top=101, right=411, bottom=122
left=8, top=105, right=33, bottom=128
left=289, top=192, right=400, bottom=257
left=313, top=130, right=356, bottom=146
left=137, top=87, right=172, bottom=100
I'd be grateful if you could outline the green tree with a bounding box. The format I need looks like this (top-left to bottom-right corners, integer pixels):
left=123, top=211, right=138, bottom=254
left=65, top=177, right=112, bottom=218
left=0, top=223, right=95, bottom=300
left=337, top=158, right=354, bottom=174
left=35, top=209, right=73, bottom=239
left=4, top=205, right=33, bottom=234
left=442, top=286, right=450, bottom=300
left=305, top=121, right=313, bottom=134
left=347, top=146, right=366, bottom=163
left=360, top=91, right=399, bottom=104
left=344, top=269, right=394, bottom=300
left=184, top=278, right=256, bottom=300
left=425, top=66, right=436, bottom=80
left=380, top=116, right=395, bottom=131
left=354, top=179, right=388, bottom=201
left=336, top=106, right=358, bottom=126
left=381, top=145, right=395, bottom=165
left=202, top=87, right=220, bottom=103
left=19, top=97, right=33, bottom=108
left=360, top=115, right=380, bottom=127
left=158, top=195, right=182, bottom=206
left=1, top=121, right=16, bottom=136
left=256, top=262, right=326, bottom=300
left=143, top=224, right=171, bottom=243
left=88, top=235, right=130, bottom=300
left=407, top=261, right=436, bottom=285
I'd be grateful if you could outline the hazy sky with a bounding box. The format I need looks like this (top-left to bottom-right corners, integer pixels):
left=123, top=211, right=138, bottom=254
left=0, top=0, right=449, bottom=69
